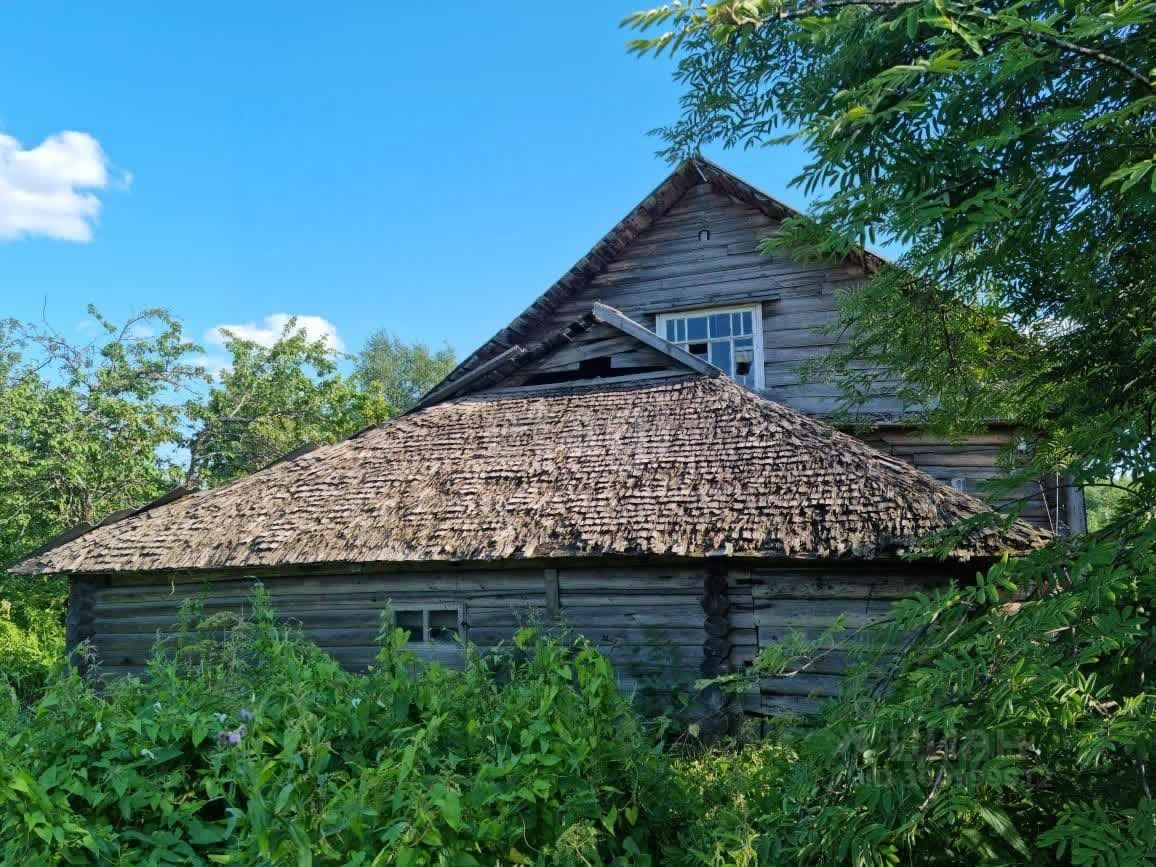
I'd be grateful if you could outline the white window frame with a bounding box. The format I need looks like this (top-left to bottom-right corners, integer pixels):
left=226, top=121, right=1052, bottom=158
left=391, top=602, right=465, bottom=645
left=655, top=303, right=765, bottom=390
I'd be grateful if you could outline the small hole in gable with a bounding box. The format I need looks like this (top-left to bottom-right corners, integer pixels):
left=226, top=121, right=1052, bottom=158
left=698, top=228, right=711, bottom=242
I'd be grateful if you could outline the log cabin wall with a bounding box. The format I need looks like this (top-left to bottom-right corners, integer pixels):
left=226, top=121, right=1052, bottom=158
left=860, top=428, right=1076, bottom=533
left=81, top=564, right=709, bottom=690
left=77, top=560, right=958, bottom=719
left=726, top=566, right=952, bottom=718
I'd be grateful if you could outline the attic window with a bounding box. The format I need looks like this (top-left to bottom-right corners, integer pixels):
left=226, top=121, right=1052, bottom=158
left=393, top=604, right=464, bottom=644
left=656, top=304, right=764, bottom=389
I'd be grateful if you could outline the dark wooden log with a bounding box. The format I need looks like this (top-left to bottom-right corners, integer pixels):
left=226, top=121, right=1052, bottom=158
left=704, top=636, right=732, bottom=659
left=544, top=568, right=560, bottom=619
left=704, top=572, right=728, bottom=595
left=704, top=615, right=729, bottom=637
left=701, top=594, right=730, bottom=617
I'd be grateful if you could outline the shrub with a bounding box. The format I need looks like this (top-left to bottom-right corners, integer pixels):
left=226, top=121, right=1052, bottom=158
left=0, top=587, right=685, bottom=865
left=0, top=574, right=66, bottom=704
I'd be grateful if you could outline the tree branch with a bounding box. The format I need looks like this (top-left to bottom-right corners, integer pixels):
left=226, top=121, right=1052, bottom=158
left=738, top=0, right=1155, bottom=90
left=1025, top=30, right=1154, bottom=91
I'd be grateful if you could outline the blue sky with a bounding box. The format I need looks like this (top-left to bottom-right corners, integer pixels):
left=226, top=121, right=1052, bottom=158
left=1, top=1, right=819, bottom=367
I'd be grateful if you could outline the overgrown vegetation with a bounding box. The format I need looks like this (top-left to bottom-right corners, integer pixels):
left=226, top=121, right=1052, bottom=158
left=0, top=311, right=454, bottom=699
left=0, top=591, right=687, bottom=865
left=622, top=0, right=1156, bottom=861
left=4, top=567, right=1155, bottom=864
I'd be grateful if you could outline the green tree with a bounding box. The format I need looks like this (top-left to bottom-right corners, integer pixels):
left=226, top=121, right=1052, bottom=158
left=628, top=1, right=1156, bottom=861
left=187, top=320, right=388, bottom=487
left=626, top=0, right=1155, bottom=489
left=1086, top=475, right=1141, bottom=531
left=353, top=330, right=455, bottom=415
left=0, top=310, right=393, bottom=697
left=0, top=308, right=204, bottom=699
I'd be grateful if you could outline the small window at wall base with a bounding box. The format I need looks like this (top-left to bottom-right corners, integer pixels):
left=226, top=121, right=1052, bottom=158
left=393, top=604, right=464, bottom=644
left=655, top=304, right=764, bottom=389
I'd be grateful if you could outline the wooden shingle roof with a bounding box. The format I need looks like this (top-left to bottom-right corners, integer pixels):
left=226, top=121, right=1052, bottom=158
left=15, top=328, right=1045, bottom=576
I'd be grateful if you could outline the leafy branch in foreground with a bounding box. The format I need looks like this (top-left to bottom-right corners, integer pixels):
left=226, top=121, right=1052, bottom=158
left=628, top=0, right=1156, bottom=861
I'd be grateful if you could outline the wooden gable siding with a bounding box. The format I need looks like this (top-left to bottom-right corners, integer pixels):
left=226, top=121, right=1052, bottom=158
left=74, top=561, right=958, bottom=719
left=516, top=183, right=907, bottom=418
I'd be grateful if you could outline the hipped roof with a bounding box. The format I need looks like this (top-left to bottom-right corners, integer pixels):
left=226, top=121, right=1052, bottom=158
left=15, top=310, right=1045, bottom=576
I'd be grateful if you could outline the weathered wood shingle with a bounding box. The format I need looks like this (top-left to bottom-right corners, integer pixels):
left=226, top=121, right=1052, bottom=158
left=15, top=374, right=1045, bottom=576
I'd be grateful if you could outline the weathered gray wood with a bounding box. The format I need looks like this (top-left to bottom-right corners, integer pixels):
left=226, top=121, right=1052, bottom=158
left=544, top=568, right=560, bottom=619
left=479, top=369, right=689, bottom=397
left=84, top=559, right=953, bottom=722
left=413, top=344, right=527, bottom=410
left=591, top=303, right=719, bottom=378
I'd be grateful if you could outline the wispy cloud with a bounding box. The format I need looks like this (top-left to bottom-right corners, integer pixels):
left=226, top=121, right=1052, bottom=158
left=0, top=131, right=127, bottom=242
left=206, top=313, right=345, bottom=353
left=190, top=353, right=233, bottom=381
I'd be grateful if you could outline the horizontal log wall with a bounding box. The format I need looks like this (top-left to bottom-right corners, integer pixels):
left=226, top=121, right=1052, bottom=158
left=860, top=429, right=1071, bottom=532
left=84, top=565, right=710, bottom=708
left=81, top=560, right=964, bottom=720
left=89, top=569, right=546, bottom=677
left=727, top=566, right=948, bottom=717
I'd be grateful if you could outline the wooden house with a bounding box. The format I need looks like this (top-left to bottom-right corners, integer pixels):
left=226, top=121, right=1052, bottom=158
left=14, top=159, right=1071, bottom=723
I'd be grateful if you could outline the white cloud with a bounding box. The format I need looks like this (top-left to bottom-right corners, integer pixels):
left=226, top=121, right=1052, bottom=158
left=206, top=313, right=344, bottom=353
left=189, top=353, right=232, bottom=380
left=0, top=131, right=126, bottom=242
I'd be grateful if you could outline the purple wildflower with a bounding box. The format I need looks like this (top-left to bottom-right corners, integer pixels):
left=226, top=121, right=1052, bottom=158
left=218, top=725, right=245, bottom=746
left=238, top=708, right=254, bottom=722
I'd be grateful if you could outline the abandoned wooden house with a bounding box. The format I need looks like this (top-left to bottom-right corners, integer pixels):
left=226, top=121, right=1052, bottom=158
left=15, top=158, right=1077, bottom=723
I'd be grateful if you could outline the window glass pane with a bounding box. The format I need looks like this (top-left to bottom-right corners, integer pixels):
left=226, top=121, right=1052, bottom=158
left=735, top=347, right=754, bottom=378
left=710, top=340, right=732, bottom=374
left=709, top=313, right=731, bottom=337
left=665, top=320, right=676, bottom=341
left=395, top=610, right=423, bottom=643
left=732, top=312, right=743, bottom=334
left=676, top=319, right=686, bottom=342
left=428, top=609, right=459, bottom=643
left=735, top=337, right=753, bottom=349
left=686, top=316, right=708, bottom=340
left=742, top=311, right=754, bottom=333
